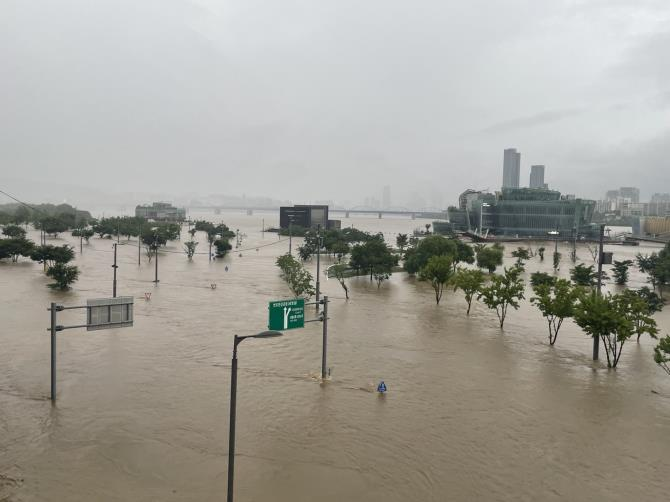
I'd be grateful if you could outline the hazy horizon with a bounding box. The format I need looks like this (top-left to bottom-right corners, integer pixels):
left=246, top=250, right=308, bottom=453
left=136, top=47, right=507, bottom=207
left=1, top=1, right=669, bottom=208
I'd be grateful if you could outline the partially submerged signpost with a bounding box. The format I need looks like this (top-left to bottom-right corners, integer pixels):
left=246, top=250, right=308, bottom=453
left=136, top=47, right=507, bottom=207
left=267, top=296, right=329, bottom=379
left=47, top=296, right=134, bottom=401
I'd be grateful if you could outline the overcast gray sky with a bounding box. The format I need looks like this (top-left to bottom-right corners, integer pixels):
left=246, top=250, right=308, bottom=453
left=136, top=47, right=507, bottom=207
left=1, top=0, right=668, bottom=208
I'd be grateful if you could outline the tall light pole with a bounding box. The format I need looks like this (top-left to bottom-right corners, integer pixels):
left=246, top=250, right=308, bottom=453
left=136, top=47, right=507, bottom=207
left=152, top=227, right=159, bottom=284
left=288, top=216, right=295, bottom=256
left=593, top=223, right=605, bottom=360
left=112, top=243, right=118, bottom=297
left=479, top=202, right=490, bottom=237
left=315, top=225, right=322, bottom=312
left=228, top=331, right=283, bottom=502
left=548, top=230, right=559, bottom=254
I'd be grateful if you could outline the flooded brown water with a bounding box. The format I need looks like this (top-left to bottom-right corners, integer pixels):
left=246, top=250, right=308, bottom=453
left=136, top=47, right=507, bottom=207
left=1, top=212, right=669, bottom=501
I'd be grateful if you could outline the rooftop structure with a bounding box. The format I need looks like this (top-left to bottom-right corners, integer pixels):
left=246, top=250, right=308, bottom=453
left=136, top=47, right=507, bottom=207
left=279, top=205, right=339, bottom=230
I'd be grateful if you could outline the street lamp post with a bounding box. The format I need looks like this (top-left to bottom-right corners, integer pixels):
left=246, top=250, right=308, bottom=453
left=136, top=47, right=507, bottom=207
left=593, top=223, right=606, bottom=360
left=548, top=230, right=559, bottom=254
left=288, top=217, right=295, bottom=256
left=112, top=243, right=118, bottom=297
left=479, top=203, right=490, bottom=237
left=316, top=225, right=322, bottom=312
left=228, top=331, right=283, bottom=502
left=152, top=228, right=159, bottom=284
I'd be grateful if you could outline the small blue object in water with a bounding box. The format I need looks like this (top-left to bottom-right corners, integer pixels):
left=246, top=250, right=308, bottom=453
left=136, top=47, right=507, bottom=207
left=377, top=381, right=387, bottom=393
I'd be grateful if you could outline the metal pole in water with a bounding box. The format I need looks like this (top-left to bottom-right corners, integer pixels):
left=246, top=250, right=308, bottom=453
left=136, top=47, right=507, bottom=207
left=154, top=245, right=159, bottom=283
left=50, top=302, right=57, bottom=401
left=227, top=336, right=239, bottom=502
left=321, top=296, right=328, bottom=380
left=112, top=243, right=118, bottom=298
left=593, top=223, right=605, bottom=360
left=316, top=225, right=321, bottom=312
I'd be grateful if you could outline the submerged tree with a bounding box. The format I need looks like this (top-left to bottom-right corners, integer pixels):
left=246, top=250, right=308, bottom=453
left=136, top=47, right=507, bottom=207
left=183, top=240, right=198, bottom=260
left=419, top=255, right=454, bottom=304
left=612, top=260, right=634, bottom=285
left=618, top=289, right=661, bottom=343
left=477, top=267, right=525, bottom=329
left=654, top=335, right=670, bottom=375
left=552, top=251, right=562, bottom=271
left=476, top=244, right=504, bottom=274
left=511, top=247, right=530, bottom=267
left=46, top=263, right=80, bottom=290
left=452, top=268, right=485, bottom=315
left=573, top=291, right=657, bottom=369
left=0, top=238, right=35, bottom=263
left=531, top=279, right=580, bottom=345
left=530, top=271, right=556, bottom=288
left=330, top=263, right=350, bottom=300
left=2, top=224, right=26, bottom=239
left=570, top=263, right=599, bottom=287
left=276, top=253, right=315, bottom=298
left=537, top=247, right=545, bottom=261
left=396, top=233, right=409, bottom=257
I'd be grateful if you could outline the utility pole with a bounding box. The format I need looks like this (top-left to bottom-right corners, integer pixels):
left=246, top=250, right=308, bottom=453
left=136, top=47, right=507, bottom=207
left=138, top=222, right=141, bottom=266
left=593, top=223, right=605, bottom=360
left=112, top=243, right=118, bottom=297
left=50, top=302, right=57, bottom=401
left=321, top=296, right=329, bottom=380
left=316, top=225, right=322, bottom=312
left=227, top=337, right=239, bottom=502
left=153, top=232, right=159, bottom=284
left=288, top=218, right=293, bottom=256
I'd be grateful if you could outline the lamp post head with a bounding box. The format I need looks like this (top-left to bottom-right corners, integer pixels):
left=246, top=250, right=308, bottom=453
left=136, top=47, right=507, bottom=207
left=234, top=330, right=284, bottom=348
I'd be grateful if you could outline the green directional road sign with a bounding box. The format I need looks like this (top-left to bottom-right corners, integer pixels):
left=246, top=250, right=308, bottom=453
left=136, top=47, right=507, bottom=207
left=268, top=298, right=305, bottom=331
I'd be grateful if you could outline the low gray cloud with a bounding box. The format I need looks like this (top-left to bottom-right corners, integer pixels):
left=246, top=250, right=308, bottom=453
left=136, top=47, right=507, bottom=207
left=0, top=0, right=669, bottom=208
left=481, top=108, right=586, bottom=134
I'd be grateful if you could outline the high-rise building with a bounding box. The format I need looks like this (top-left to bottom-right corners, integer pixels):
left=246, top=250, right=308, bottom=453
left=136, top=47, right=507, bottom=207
left=529, top=165, right=545, bottom=189
left=382, top=186, right=391, bottom=209
left=619, top=187, right=640, bottom=204
left=502, top=148, right=521, bottom=189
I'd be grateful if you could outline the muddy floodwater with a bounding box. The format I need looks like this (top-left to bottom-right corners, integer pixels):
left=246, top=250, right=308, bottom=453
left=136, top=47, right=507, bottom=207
left=1, top=212, right=669, bottom=501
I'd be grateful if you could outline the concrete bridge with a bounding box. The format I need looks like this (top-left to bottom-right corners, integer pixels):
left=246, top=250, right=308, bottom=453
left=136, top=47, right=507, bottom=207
left=187, top=205, right=448, bottom=220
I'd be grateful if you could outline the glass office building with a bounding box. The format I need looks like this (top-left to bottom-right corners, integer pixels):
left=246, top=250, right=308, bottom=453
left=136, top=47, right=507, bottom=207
left=448, top=188, right=596, bottom=237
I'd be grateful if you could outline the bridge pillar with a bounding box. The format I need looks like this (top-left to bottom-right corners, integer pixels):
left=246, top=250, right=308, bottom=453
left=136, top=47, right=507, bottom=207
left=378, top=212, right=382, bottom=219
left=246, top=209, right=253, bottom=216
left=411, top=213, right=416, bottom=220
left=345, top=211, right=350, bottom=218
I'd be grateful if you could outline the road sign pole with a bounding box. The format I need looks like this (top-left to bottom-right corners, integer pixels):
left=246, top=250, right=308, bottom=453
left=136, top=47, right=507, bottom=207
left=50, top=302, right=57, bottom=401
left=321, top=296, right=328, bottom=380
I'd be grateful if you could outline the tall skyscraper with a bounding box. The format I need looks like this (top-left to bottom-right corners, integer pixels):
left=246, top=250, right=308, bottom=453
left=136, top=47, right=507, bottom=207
left=619, top=187, right=640, bottom=204
left=502, top=148, right=521, bottom=189
left=529, top=165, right=545, bottom=188
left=382, top=185, right=391, bottom=209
